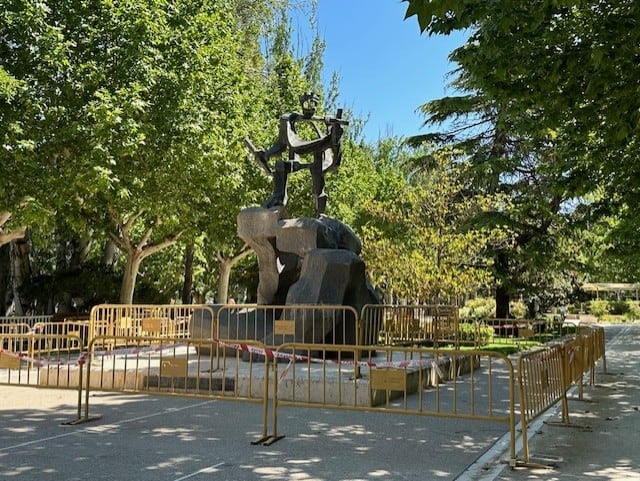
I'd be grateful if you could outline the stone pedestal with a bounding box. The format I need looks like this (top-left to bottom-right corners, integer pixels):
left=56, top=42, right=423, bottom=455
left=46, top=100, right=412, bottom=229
left=236, top=207, right=379, bottom=345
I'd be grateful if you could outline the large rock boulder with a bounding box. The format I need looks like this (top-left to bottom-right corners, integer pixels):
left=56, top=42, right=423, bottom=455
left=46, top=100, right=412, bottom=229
left=236, top=207, right=379, bottom=346
left=286, top=249, right=375, bottom=344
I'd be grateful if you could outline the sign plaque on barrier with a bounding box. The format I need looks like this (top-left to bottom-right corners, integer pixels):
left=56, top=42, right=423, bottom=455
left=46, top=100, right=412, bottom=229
left=142, top=318, right=162, bottom=334
left=274, top=320, right=296, bottom=336
left=370, top=368, right=407, bottom=391
left=161, top=358, right=188, bottom=377
left=0, top=352, right=21, bottom=369
left=520, top=328, right=535, bottom=338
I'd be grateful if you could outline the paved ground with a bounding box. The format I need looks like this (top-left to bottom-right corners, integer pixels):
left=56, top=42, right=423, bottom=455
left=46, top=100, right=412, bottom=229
left=488, top=323, right=640, bottom=481
left=1, top=324, right=637, bottom=481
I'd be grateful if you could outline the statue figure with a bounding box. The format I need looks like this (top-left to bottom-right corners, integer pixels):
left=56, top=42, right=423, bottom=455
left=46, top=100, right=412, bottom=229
left=244, top=92, right=348, bottom=217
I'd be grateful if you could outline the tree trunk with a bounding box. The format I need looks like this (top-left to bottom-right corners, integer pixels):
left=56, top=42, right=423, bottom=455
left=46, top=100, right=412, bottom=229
left=0, top=244, right=9, bottom=315
left=494, top=252, right=510, bottom=318
left=120, top=252, right=142, bottom=304
left=215, top=247, right=253, bottom=304
left=0, top=211, right=26, bottom=247
left=217, top=257, right=232, bottom=304
left=102, top=239, right=119, bottom=267
left=70, top=236, right=92, bottom=270
left=10, top=238, right=31, bottom=315
left=495, top=284, right=510, bottom=319
left=181, top=243, right=194, bottom=304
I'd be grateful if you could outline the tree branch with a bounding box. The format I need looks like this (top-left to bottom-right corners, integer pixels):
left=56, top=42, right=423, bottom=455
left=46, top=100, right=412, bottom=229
left=0, top=211, right=12, bottom=228
left=138, top=230, right=184, bottom=260
left=0, top=227, right=27, bottom=247
left=216, top=244, right=254, bottom=265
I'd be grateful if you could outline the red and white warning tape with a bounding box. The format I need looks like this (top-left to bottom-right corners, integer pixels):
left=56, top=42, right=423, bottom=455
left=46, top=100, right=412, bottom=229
left=2, top=336, right=444, bottom=378
left=0, top=348, right=88, bottom=367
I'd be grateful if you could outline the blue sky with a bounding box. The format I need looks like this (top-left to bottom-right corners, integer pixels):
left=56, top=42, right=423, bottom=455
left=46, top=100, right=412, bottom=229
left=291, top=1, right=467, bottom=142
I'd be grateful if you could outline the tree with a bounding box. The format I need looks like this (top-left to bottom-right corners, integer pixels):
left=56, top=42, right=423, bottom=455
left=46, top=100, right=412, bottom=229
left=332, top=138, right=508, bottom=304
left=1, top=0, right=266, bottom=303
left=404, top=0, right=640, bottom=286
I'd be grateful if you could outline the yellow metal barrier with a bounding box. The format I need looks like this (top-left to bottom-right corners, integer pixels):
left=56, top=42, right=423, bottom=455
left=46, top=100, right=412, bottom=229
left=1, top=322, right=31, bottom=353
left=518, top=346, right=567, bottom=442
left=360, top=304, right=460, bottom=347
left=30, top=321, right=90, bottom=354
left=0, top=315, right=54, bottom=329
left=0, top=331, right=86, bottom=421
left=89, top=304, right=214, bottom=349
left=577, top=324, right=607, bottom=385
left=216, top=304, right=360, bottom=346
left=266, top=342, right=517, bottom=465
left=80, top=335, right=271, bottom=443
left=0, top=332, right=84, bottom=385
left=517, top=326, right=607, bottom=467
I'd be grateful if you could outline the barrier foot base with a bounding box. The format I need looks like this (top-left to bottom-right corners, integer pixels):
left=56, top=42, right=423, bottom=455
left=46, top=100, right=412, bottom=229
left=545, top=420, right=592, bottom=431
left=62, top=415, right=102, bottom=426
left=511, top=454, right=562, bottom=470
left=567, top=395, right=596, bottom=403
left=251, top=434, right=285, bottom=446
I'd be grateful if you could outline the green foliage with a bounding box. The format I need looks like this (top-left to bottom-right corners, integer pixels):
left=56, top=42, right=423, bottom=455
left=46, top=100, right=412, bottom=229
left=459, top=297, right=496, bottom=320
left=588, top=300, right=610, bottom=318
left=358, top=143, right=509, bottom=302
left=404, top=0, right=640, bottom=296
left=624, top=301, right=640, bottom=321
left=458, top=321, right=494, bottom=345
left=509, top=300, right=527, bottom=319
left=587, top=299, right=640, bottom=321
left=608, top=300, right=629, bottom=316
left=478, top=341, right=541, bottom=356
left=20, top=261, right=121, bottom=311
left=0, top=0, right=283, bottom=304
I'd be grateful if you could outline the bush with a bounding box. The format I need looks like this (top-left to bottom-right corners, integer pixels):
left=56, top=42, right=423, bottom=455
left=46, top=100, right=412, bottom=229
left=459, top=321, right=494, bottom=344
left=589, top=300, right=609, bottom=318
left=608, top=300, right=630, bottom=315
left=509, top=300, right=527, bottom=319
left=625, top=301, right=640, bottom=321
left=460, top=297, right=496, bottom=319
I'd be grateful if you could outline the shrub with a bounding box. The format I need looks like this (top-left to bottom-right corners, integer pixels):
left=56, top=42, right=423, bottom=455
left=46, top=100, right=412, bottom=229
left=608, top=300, right=630, bottom=315
left=509, top=300, right=527, bottom=319
left=625, top=301, right=640, bottom=321
left=589, top=300, right=609, bottom=318
left=459, top=321, right=494, bottom=344
left=460, top=297, right=496, bottom=319
left=600, top=314, right=622, bottom=324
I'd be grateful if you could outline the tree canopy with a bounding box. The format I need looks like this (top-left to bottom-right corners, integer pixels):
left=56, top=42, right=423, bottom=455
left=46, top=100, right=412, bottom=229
left=404, top=0, right=640, bottom=310
left=1, top=0, right=276, bottom=306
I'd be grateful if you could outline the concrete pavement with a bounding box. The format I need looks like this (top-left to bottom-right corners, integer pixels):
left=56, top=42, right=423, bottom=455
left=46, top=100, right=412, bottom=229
left=0, top=324, right=637, bottom=480
left=468, top=323, right=640, bottom=481
left=489, top=323, right=640, bottom=481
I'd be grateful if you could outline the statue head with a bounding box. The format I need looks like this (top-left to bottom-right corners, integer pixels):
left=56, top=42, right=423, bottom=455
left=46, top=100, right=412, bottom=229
left=300, top=92, right=319, bottom=119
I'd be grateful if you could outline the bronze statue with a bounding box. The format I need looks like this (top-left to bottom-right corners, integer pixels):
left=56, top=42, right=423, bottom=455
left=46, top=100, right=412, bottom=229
left=245, top=93, right=348, bottom=217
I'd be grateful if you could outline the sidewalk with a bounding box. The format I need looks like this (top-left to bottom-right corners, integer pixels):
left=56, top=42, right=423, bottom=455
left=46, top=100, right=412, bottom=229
left=484, top=323, right=640, bottom=481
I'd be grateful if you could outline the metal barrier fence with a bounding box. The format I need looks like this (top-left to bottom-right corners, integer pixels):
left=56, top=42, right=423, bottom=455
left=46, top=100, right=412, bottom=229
left=0, top=332, right=84, bottom=393
left=2, top=303, right=608, bottom=469
left=205, top=304, right=361, bottom=346
left=1, top=322, right=31, bottom=353
left=477, top=318, right=549, bottom=342
left=0, top=315, right=53, bottom=328
left=517, top=325, right=606, bottom=466
left=31, top=320, right=90, bottom=350
left=89, top=304, right=214, bottom=349
left=359, top=304, right=460, bottom=347
left=77, top=335, right=272, bottom=442
left=266, top=342, right=517, bottom=465
left=577, top=324, right=607, bottom=385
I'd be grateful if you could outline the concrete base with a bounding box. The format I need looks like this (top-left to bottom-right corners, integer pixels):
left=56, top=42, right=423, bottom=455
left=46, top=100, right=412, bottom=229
left=36, top=349, right=480, bottom=407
